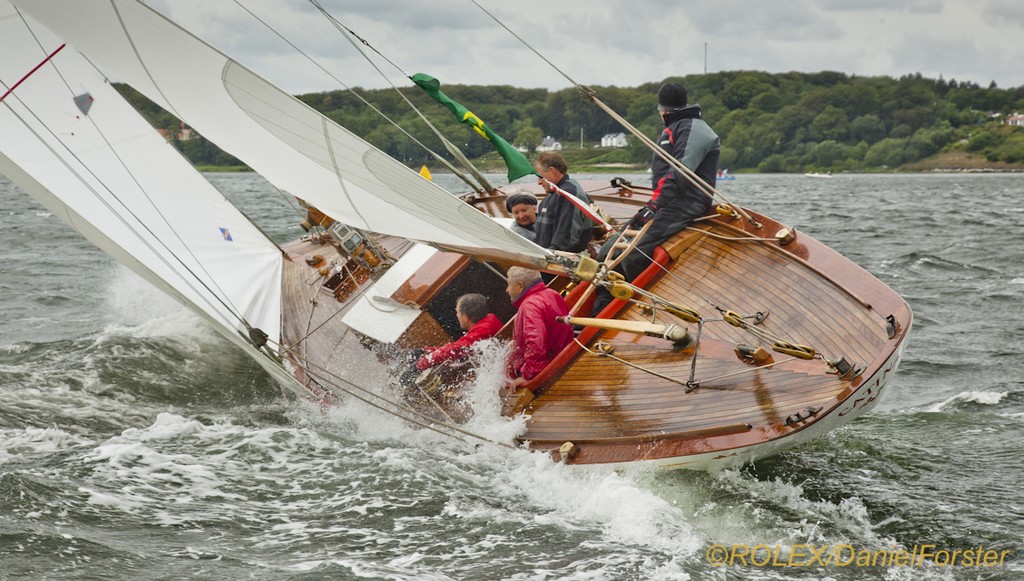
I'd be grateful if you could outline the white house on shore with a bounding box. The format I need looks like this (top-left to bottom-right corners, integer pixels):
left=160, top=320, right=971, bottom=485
left=536, top=136, right=562, bottom=152
left=1007, top=113, right=1024, bottom=127
left=600, top=132, right=628, bottom=148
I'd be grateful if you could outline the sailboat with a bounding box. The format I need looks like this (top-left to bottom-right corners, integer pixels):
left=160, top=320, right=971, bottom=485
left=0, top=1, right=910, bottom=469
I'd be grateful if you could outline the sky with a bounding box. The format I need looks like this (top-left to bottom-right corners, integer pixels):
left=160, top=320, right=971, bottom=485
left=145, top=0, right=1024, bottom=95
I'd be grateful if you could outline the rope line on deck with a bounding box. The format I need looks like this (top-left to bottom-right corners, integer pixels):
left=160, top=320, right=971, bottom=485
left=601, top=224, right=839, bottom=365
left=572, top=337, right=691, bottom=388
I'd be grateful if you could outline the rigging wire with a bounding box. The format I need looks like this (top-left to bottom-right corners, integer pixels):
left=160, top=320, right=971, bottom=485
left=231, top=0, right=488, bottom=194
left=302, top=0, right=497, bottom=193
left=467, top=0, right=758, bottom=226
left=0, top=96, right=255, bottom=336
left=5, top=10, right=265, bottom=341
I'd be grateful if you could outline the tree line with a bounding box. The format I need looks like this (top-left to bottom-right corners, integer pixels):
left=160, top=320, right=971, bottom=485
left=114, top=70, right=1024, bottom=172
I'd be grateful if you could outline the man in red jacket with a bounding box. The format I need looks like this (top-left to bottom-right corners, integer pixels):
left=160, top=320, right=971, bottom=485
left=505, top=267, right=573, bottom=390
left=416, top=293, right=502, bottom=371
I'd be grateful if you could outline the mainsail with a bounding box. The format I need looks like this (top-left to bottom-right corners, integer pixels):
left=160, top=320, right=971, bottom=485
left=0, top=3, right=283, bottom=345
left=12, top=0, right=551, bottom=267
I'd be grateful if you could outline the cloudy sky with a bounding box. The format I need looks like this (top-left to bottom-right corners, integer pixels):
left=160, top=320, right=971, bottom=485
left=145, top=0, right=1024, bottom=94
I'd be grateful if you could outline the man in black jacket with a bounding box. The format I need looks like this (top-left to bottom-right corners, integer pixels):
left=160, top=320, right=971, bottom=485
left=592, top=82, right=720, bottom=314
left=604, top=82, right=720, bottom=281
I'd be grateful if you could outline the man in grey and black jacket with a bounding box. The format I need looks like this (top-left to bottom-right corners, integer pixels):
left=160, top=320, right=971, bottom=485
left=601, top=81, right=720, bottom=282
left=533, top=151, right=594, bottom=254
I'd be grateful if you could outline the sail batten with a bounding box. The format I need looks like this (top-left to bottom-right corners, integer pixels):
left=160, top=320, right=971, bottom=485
left=12, top=0, right=550, bottom=266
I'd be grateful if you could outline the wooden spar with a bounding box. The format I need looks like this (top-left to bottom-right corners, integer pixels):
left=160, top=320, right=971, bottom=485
left=558, top=315, right=691, bottom=346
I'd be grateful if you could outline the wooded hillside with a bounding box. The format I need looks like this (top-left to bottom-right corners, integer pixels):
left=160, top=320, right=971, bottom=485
left=115, top=70, right=1024, bottom=173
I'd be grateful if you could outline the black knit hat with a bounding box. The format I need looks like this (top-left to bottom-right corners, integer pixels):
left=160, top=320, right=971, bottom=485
left=505, top=192, right=538, bottom=212
left=657, top=82, right=688, bottom=111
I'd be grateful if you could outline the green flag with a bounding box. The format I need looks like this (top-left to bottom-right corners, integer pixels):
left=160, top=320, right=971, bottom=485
left=411, top=73, right=535, bottom=183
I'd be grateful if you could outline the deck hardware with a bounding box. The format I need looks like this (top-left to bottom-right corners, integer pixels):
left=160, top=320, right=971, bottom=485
left=716, top=204, right=740, bottom=219
left=414, top=368, right=444, bottom=396
left=775, top=227, right=796, bottom=245
left=594, top=341, right=615, bottom=355
left=722, top=310, right=745, bottom=327
left=827, top=356, right=861, bottom=380
left=573, top=256, right=600, bottom=282
left=610, top=280, right=634, bottom=300
left=886, top=315, right=898, bottom=338
left=559, top=316, right=691, bottom=347
left=772, top=341, right=817, bottom=360
left=247, top=327, right=268, bottom=349
left=665, top=305, right=702, bottom=324
left=305, top=254, right=324, bottom=267
left=558, top=441, right=580, bottom=462
left=785, top=406, right=823, bottom=425
left=752, top=311, right=769, bottom=325
left=685, top=380, right=700, bottom=393
left=734, top=344, right=773, bottom=364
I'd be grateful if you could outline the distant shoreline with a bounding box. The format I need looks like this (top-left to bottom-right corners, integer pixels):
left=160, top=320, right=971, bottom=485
left=198, top=152, right=1024, bottom=175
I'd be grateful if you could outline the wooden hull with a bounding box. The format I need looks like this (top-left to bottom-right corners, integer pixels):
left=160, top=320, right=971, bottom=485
left=277, top=182, right=911, bottom=469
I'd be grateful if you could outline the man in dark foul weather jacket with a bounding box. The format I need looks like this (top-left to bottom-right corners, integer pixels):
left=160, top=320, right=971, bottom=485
left=533, top=152, right=593, bottom=254
left=598, top=81, right=720, bottom=284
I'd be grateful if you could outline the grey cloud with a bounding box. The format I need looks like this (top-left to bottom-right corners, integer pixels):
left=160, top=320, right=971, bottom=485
left=982, top=0, right=1024, bottom=27
left=684, top=1, right=843, bottom=41
left=818, top=0, right=942, bottom=14
left=890, top=33, right=986, bottom=80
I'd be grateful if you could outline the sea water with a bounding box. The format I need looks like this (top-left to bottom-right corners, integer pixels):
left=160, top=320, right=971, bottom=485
left=1, top=172, right=1022, bottom=580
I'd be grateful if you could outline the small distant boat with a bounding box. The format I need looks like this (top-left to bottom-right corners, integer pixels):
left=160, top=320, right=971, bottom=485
left=804, top=172, right=833, bottom=178
left=716, top=169, right=735, bottom=181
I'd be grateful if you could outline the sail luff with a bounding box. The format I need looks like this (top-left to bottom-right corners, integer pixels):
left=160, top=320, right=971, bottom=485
left=12, top=0, right=550, bottom=267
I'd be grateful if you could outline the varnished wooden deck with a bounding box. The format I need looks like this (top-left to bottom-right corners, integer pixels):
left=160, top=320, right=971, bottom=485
left=518, top=206, right=908, bottom=465
left=276, top=182, right=911, bottom=467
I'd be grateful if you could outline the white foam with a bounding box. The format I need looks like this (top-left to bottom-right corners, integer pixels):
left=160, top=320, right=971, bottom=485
left=81, top=413, right=262, bottom=517
left=925, top=390, right=1007, bottom=412
left=0, top=426, right=90, bottom=463
left=448, top=446, right=704, bottom=558
left=1011, top=277, right=1024, bottom=285
left=677, top=469, right=901, bottom=554
left=304, top=339, right=526, bottom=449
left=115, top=411, right=207, bottom=441
left=461, top=339, right=528, bottom=443
left=100, top=265, right=214, bottom=341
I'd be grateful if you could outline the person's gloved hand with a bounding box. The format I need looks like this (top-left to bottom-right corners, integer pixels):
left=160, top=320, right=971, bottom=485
left=628, top=201, right=658, bottom=229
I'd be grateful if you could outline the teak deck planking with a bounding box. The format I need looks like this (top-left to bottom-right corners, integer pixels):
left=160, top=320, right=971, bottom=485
left=276, top=182, right=911, bottom=467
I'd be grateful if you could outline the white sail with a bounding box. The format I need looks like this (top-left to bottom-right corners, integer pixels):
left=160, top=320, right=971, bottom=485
left=12, top=0, right=551, bottom=266
left=0, top=4, right=282, bottom=344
